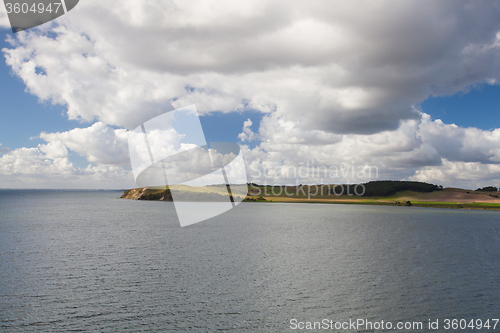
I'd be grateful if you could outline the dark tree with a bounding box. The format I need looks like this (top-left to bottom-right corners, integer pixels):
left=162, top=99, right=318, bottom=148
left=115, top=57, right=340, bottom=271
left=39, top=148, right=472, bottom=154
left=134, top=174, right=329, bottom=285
left=361, top=181, right=441, bottom=197
left=477, top=186, right=498, bottom=192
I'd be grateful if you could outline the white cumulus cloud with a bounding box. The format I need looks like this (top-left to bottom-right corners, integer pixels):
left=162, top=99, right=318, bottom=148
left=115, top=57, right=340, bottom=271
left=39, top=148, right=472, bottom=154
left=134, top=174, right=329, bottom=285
left=238, top=119, right=257, bottom=142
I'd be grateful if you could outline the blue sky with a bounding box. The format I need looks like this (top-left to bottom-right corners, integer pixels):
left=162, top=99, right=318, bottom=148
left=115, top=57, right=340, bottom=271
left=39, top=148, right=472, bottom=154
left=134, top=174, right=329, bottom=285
left=421, top=84, right=500, bottom=131
left=1, top=1, right=500, bottom=189
left=0, top=33, right=71, bottom=149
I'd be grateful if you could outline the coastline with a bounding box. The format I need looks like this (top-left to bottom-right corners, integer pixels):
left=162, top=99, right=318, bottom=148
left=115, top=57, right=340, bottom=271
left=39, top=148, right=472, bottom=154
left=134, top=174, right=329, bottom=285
left=245, top=196, right=500, bottom=211
left=120, top=184, right=500, bottom=211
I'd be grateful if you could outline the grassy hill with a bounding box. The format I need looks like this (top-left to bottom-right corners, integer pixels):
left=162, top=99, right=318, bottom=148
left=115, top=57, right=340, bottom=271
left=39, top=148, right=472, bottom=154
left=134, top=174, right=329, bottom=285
left=120, top=184, right=248, bottom=202
left=243, top=181, right=500, bottom=210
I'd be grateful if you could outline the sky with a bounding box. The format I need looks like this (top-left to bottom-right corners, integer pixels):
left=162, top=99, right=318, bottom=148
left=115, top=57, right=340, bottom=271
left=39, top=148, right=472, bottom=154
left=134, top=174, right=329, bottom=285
left=0, top=0, right=500, bottom=189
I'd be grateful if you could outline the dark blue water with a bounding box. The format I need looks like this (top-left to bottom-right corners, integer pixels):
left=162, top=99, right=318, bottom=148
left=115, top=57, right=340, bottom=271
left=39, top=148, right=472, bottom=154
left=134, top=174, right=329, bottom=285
left=1, top=190, right=500, bottom=332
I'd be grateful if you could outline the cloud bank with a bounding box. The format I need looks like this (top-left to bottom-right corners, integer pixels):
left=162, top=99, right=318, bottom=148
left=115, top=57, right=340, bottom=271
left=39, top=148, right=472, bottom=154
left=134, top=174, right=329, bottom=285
left=1, top=0, right=500, bottom=188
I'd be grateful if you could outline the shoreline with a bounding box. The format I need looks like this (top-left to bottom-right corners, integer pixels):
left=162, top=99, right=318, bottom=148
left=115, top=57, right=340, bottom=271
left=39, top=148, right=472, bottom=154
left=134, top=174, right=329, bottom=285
left=120, top=183, right=500, bottom=212
left=244, top=196, right=500, bottom=211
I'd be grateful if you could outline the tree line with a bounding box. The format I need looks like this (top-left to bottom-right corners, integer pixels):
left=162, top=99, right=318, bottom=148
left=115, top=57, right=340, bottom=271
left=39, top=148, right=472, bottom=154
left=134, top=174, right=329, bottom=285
left=337, top=180, right=443, bottom=197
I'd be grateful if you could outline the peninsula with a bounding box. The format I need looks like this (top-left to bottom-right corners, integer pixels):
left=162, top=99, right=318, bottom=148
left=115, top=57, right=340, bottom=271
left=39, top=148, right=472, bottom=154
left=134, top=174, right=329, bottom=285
left=120, top=181, right=500, bottom=211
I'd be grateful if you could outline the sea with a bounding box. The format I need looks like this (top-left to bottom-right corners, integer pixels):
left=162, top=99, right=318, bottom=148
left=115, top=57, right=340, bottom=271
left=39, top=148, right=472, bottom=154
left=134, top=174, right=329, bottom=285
left=1, top=190, right=500, bottom=332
